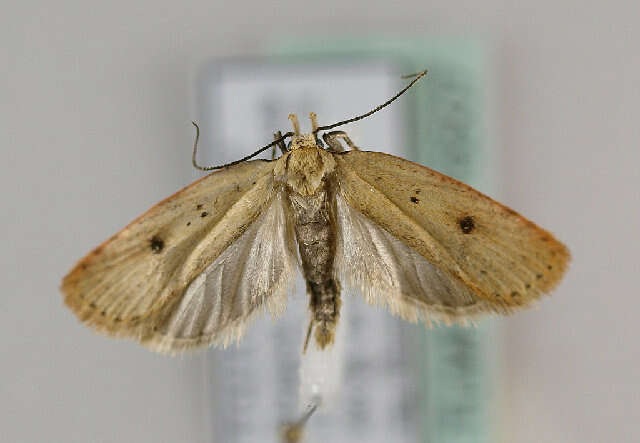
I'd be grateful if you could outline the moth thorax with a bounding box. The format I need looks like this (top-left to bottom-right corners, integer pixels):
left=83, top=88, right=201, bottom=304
left=280, top=145, right=336, bottom=196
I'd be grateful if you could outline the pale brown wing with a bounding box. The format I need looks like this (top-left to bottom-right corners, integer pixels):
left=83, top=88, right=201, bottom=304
left=61, top=159, right=278, bottom=344
left=333, top=150, right=569, bottom=321
left=144, top=192, right=298, bottom=353
left=334, top=194, right=492, bottom=325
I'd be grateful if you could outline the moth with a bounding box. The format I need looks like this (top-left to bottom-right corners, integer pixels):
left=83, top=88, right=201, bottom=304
left=61, top=71, right=570, bottom=353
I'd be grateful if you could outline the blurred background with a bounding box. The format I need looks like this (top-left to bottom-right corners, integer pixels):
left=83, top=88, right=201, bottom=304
left=2, top=1, right=639, bottom=442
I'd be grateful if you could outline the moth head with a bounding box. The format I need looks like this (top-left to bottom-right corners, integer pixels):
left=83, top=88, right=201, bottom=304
left=274, top=113, right=335, bottom=195
left=287, top=113, right=320, bottom=151
left=288, top=134, right=317, bottom=151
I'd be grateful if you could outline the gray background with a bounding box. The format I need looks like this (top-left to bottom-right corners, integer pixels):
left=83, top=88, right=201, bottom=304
left=2, top=1, right=638, bottom=442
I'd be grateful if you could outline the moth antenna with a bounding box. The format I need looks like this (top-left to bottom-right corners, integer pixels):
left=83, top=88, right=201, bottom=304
left=289, top=114, right=301, bottom=135
left=314, top=69, right=428, bottom=133
left=400, top=70, right=428, bottom=79
left=191, top=121, right=293, bottom=171
left=272, top=130, right=288, bottom=160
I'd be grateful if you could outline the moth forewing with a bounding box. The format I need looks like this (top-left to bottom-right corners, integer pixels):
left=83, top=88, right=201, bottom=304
left=61, top=159, right=278, bottom=346
left=333, top=150, right=570, bottom=317
left=142, top=192, right=299, bottom=353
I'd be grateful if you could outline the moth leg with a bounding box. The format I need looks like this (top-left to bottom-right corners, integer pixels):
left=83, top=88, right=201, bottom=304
left=322, top=131, right=360, bottom=152
left=272, top=130, right=287, bottom=160
left=302, top=318, right=314, bottom=353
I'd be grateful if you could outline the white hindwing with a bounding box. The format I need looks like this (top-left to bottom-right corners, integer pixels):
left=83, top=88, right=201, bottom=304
left=334, top=194, right=491, bottom=325
left=145, top=192, right=298, bottom=352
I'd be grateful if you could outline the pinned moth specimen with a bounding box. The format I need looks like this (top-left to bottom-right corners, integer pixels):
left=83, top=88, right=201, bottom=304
left=61, top=71, right=570, bottom=353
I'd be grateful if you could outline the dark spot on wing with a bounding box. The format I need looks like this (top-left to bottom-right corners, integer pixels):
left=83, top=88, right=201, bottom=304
left=410, top=196, right=419, bottom=204
left=547, top=265, right=553, bottom=270
left=415, top=189, right=421, bottom=194
left=201, top=211, right=208, bottom=218
left=89, top=302, right=96, bottom=308
left=196, top=204, right=203, bottom=210
left=525, top=283, right=531, bottom=289
left=252, top=181, right=256, bottom=185
left=186, top=221, right=191, bottom=226
left=511, top=291, right=520, bottom=297
left=459, top=215, right=475, bottom=234
left=536, top=273, right=543, bottom=279
left=150, top=235, right=164, bottom=254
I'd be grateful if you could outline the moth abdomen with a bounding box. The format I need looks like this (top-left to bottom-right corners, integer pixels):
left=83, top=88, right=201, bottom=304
left=288, top=180, right=342, bottom=350
left=308, top=278, right=341, bottom=349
